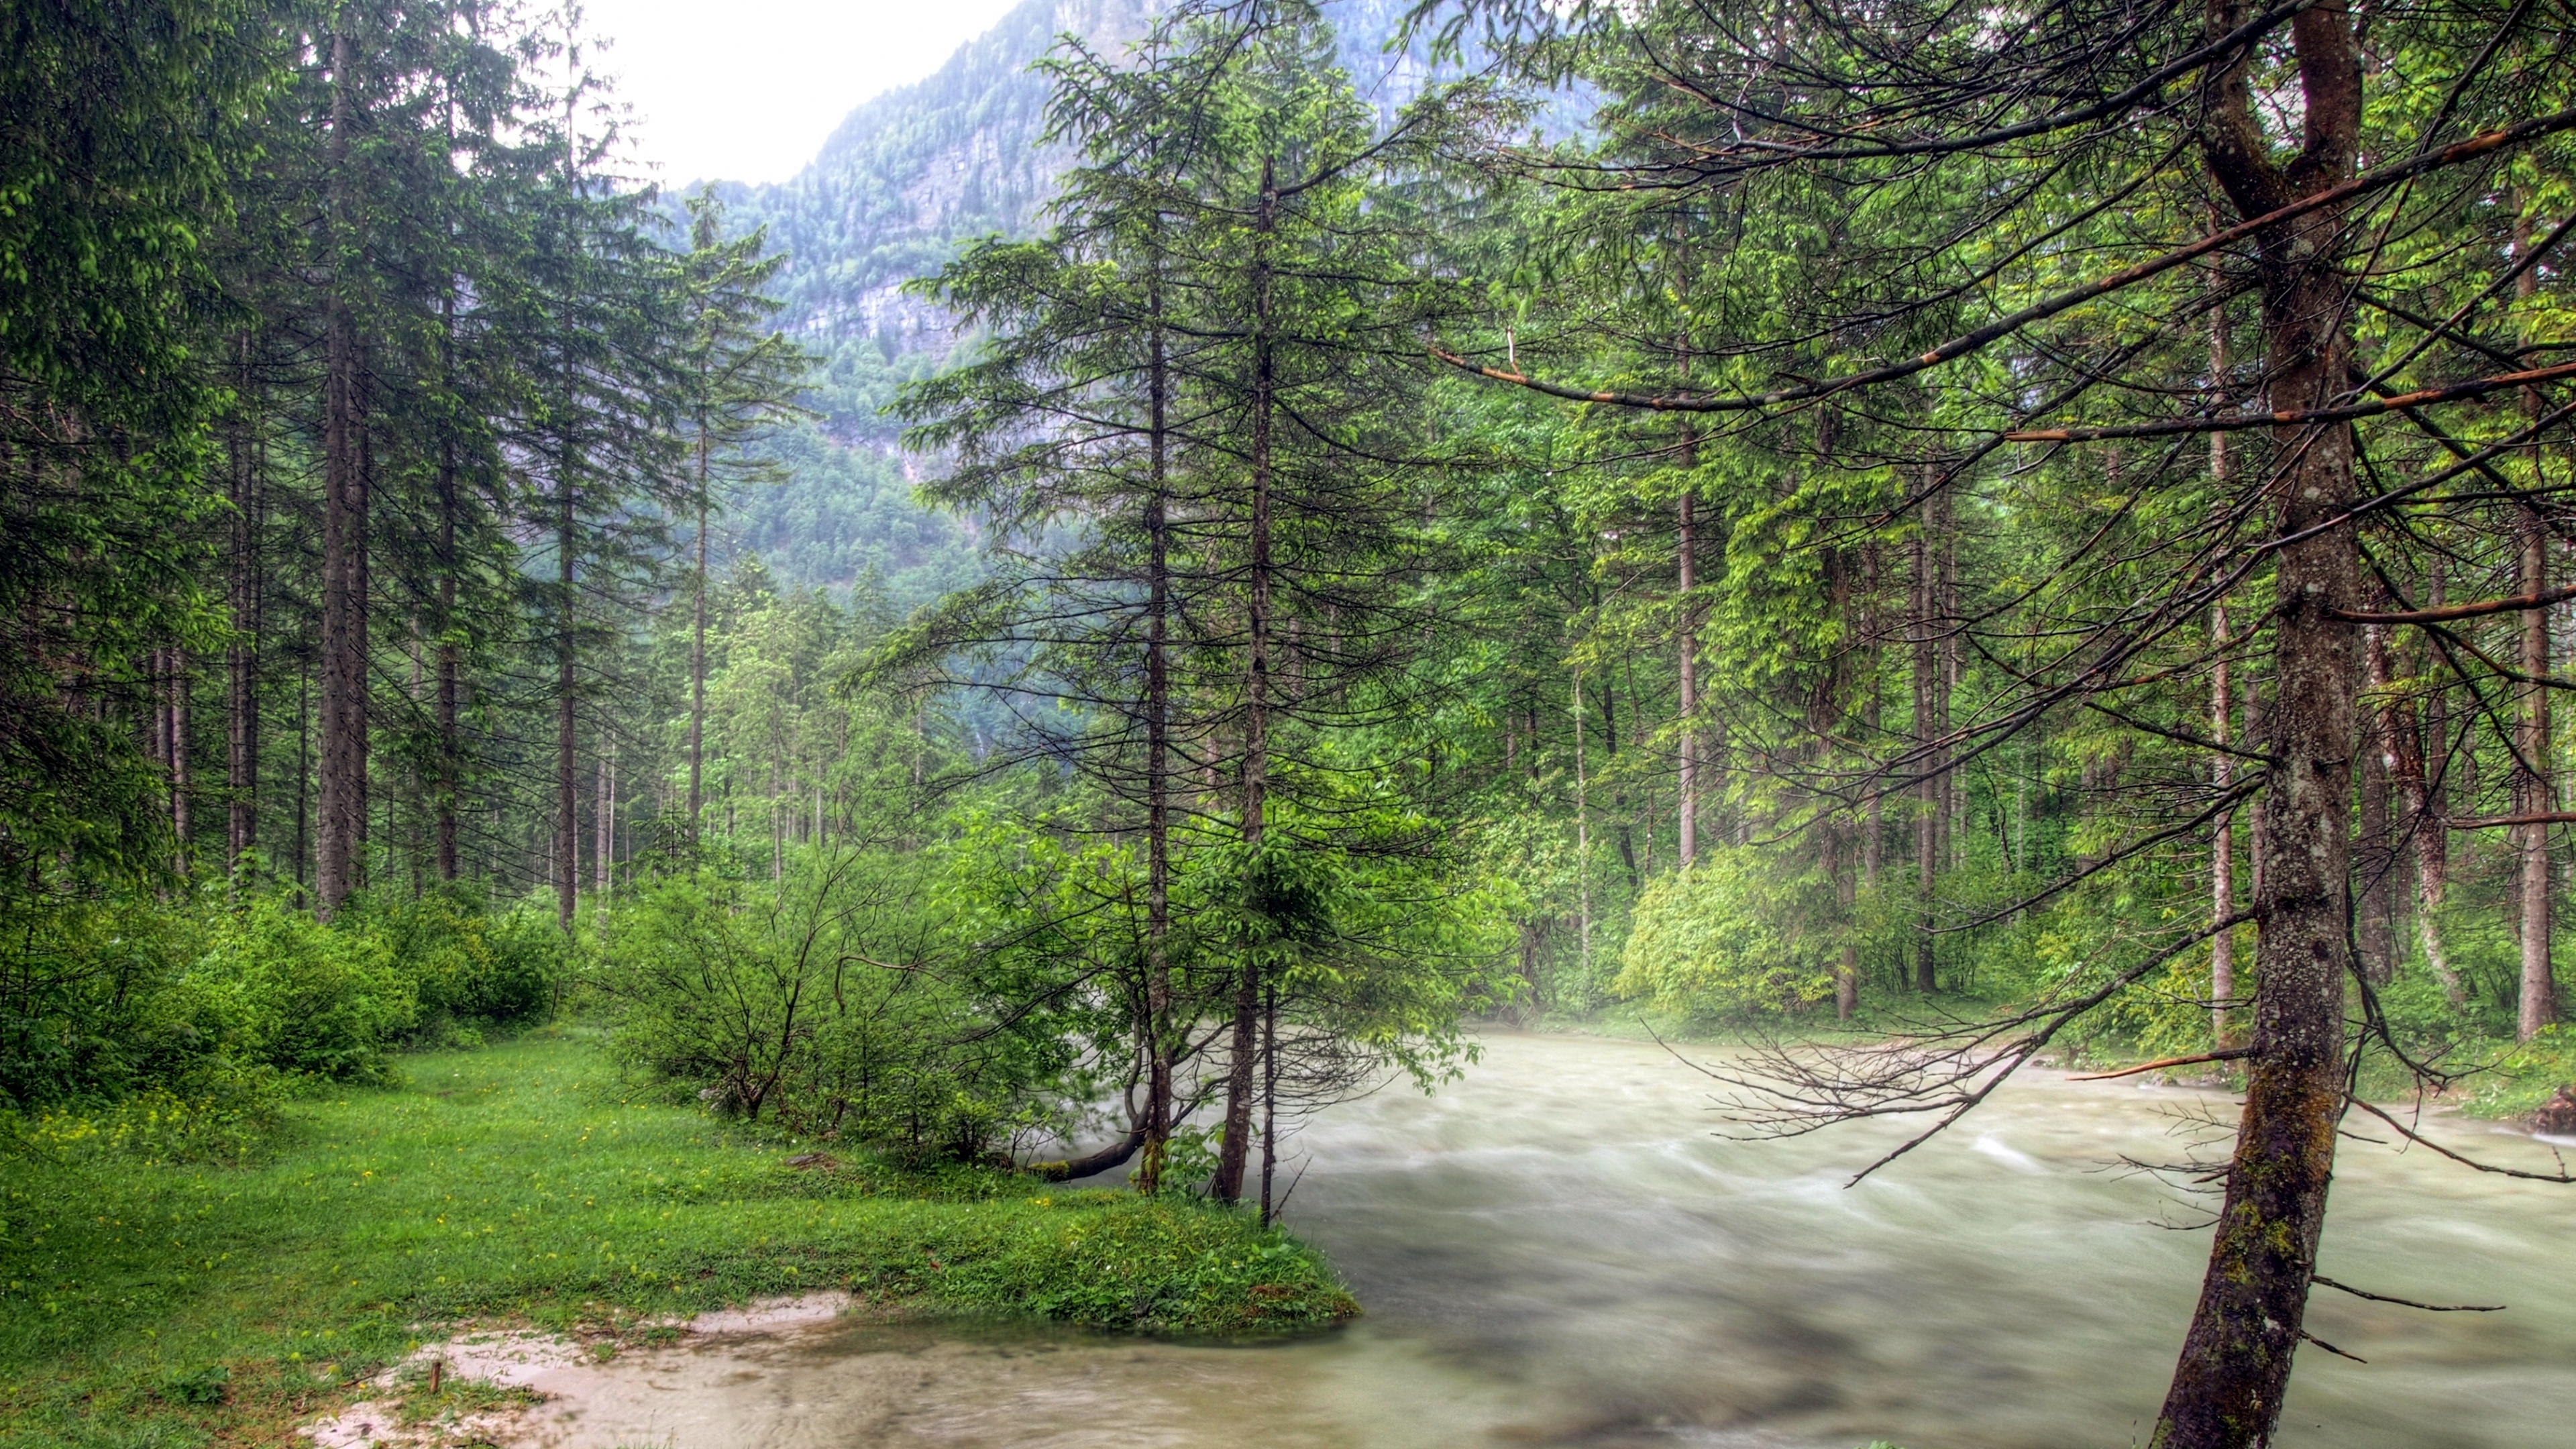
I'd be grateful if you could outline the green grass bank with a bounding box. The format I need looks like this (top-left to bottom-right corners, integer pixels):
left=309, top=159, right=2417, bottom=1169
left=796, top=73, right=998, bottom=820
left=0, top=1033, right=1354, bottom=1448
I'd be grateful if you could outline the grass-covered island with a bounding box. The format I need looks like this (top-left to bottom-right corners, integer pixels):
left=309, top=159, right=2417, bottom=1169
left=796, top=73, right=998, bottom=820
left=0, top=1033, right=1354, bottom=1448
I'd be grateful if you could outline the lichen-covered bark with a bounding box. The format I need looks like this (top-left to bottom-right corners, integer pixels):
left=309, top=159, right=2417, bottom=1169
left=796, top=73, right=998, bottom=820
left=2153, top=3, right=2362, bottom=1444
left=2152, top=258, right=2357, bottom=1446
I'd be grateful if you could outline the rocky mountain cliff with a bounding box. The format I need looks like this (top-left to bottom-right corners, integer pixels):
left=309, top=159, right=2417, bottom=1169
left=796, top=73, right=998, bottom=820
left=710, top=0, right=1442, bottom=360
left=697, top=0, right=1452, bottom=600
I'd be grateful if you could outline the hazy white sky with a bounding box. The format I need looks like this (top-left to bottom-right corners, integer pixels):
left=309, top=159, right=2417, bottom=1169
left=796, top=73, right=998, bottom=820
left=579, top=0, right=1028, bottom=186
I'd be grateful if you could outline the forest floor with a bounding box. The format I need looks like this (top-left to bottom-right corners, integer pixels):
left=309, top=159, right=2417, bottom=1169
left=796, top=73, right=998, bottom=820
left=0, top=1033, right=1353, bottom=1448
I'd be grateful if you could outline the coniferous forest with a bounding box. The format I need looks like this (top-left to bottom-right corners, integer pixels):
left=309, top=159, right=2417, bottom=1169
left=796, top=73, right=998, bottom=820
left=5, top=0, right=2575, bottom=1446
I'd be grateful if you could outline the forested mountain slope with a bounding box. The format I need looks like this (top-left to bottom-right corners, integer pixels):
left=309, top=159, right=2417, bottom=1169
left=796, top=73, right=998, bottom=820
left=718, top=0, right=1438, bottom=358
left=698, top=0, right=1443, bottom=597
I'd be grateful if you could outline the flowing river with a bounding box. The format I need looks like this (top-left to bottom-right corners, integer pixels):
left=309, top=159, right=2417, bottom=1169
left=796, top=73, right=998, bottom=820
left=492, top=1031, right=2575, bottom=1448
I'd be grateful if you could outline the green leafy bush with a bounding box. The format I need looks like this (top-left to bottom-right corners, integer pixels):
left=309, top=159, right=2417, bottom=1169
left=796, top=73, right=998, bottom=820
left=353, top=890, right=566, bottom=1039
left=594, top=856, right=1053, bottom=1162
left=0, top=892, right=199, bottom=1110
left=1615, top=846, right=1838, bottom=1019
left=175, top=894, right=415, bottom=1080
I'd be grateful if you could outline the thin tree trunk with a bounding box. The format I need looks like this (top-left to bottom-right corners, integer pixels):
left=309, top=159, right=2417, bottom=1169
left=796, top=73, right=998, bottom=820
left=1939, top=485, right=1960, bottom=872
left=407, top=637, right=423, bottom=896
left=316, top=28, right=362, bottom=921
left=1575, top=671, right=1591, bottom=979
left=435, top=294, right=461, bottom=883
left=688, top=435, right=708, bottom=833
left=2244, top=670, right=2267, bottom=902
left=150, top=650, right=168, bottom=824
left=1675, top=244, right=1699, bottom=868
left=1862, top=545, right=1883, bottom=902
left=596, top=749, right=612, bottom=900
left=2210, top=311, right=2239, bottom=1045
left=1678, top=486, right=1697, bottom=869
left=555, top=448, right=578, bottom=932
left=2212, top=602, right=2237, bottom=1046
left=1603, top=676, right=1635, bottom=884
left=1259, top=978, right=1279, bottom=1226
left=227, top=333, right=262, bottom=874
left=354, top=407, right=372, bottom=891
left=1139, top=249, right=1175, bottom=1195
left=1911, top=505, right=1937, bottom=992
left=2408, top=557, right=2460, bottom=1000
left=2359, top=623, right=2396, bottom=984
left=2517, top=504, right=2556, bottom=1038
left=1831, top=821, right=1857, bottom=1020
left=169, top=649, right=191, bottom=871
left=2516, top=210, right=2558, bottom=1040
left=2153, top=9, right=2361, bottom=1440
left=1212, top=159, right=1278, bottom=1208
left=294, top=659, right=311, bottom=893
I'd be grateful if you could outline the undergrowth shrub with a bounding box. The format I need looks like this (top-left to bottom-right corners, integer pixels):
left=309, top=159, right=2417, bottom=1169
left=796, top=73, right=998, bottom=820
left=2, top=875, right=569, bottom=1152
left=352, top=890, right=566, bottom=1043
left=177, top=893, right=414, bottom=1080
left=1615, top=845, right=1838, bottom=1018
left=592, top=855, right=1056, bottom=1164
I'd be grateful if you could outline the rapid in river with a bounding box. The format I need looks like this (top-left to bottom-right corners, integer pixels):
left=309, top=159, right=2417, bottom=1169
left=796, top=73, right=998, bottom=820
left=486, top=1031, right=2575, bottom=1448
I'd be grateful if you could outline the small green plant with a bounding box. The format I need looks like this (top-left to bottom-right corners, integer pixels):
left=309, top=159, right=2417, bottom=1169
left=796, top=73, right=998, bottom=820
left=162, top=1364, right=229, bottom=1405
left=393, top=1373, right=540, bottom=1426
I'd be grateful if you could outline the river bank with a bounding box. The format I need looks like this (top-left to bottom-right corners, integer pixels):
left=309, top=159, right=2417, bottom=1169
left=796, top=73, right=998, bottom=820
left=1506, top=1005, right=2576, bottom=1122
left=399, top=1028, right=2572, bottom=1449
left=0, top=1033, right=1350, bottom=1447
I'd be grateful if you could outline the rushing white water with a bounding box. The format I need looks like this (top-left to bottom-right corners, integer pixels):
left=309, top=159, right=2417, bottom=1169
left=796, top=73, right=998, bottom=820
left=496, top=1031, right=2576, bottom=1449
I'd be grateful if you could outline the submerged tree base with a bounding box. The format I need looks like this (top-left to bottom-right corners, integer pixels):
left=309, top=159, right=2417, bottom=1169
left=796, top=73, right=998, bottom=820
left=0, top=1034, right=1354, bottom=1447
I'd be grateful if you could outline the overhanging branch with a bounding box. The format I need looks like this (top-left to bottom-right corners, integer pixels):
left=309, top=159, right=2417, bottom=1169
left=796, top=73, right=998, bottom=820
left=1431, top=106, right=2576, bottom=413
left=2006, top=360, right=2576, bottom=443
left=2330, top=580, right=2576, bottom=625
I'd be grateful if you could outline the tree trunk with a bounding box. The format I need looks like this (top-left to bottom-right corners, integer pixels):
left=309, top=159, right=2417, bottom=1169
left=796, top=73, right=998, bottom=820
left=293, top=661, right=311, bottom=892
left=2517, top=502, right=2556, bottom=1038
left=1911, top=503, right=1938, bottom=992
left=1139, top=252, right=1175, bottom=1195
left=555, top=449, right=578, bottom=932
left=1938, top=485, right=1960, bottom=872
left=2514, top=208, right=2558, bottom=1039
left=2210, top=309, right=2246, bottom=1044
left=354, top=407, right=373, bottom=891
left=1678, top=486, right=1697, bottom=869
left=2153, top=7, right=2361, bottom=1442
left=402, top=638, right=420, bottom=895
left=1830, top=820, right=1857, bottom=1020
left=226, top=333, right=262, bottom=873
left=316, top=27, right=362, bottom=921
left=1259, top=978, right=1279, bottom=1226
left=169, top=649, right=191, bottom=871
left=596, top=749, right=612, bottom=900
left=2358, top=625, right=2396, bottom=984
left=687, top=432, right=709, bottom=834
left=2379, top=620, right=2457, bottom=1003
left=1212, top=159, right=1278, bottom=1208
left=2414, top=555, right=2457, bottom=997
left=1862, top=543, right=1883, bottom=902
left=2212, top=602, right=2237, bottom=1046
left=435, top=294, right=461, bottom=883
left=1575, top=671, right=1591, bottom=979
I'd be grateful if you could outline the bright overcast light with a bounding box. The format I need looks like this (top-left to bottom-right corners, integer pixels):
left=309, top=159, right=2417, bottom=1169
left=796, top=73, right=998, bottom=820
left=579, top=0, right=1030, bottom=186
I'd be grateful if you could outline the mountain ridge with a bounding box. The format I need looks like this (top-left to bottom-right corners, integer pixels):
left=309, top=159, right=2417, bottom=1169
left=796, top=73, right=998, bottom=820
left=696, top=0, right=1447, bottom=598
left=711, top=0, right=1438, bottom=356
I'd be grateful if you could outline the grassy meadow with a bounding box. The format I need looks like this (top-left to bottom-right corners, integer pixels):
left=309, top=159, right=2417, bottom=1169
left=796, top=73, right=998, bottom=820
left=0, top=1032, right=1354, bottom=1447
